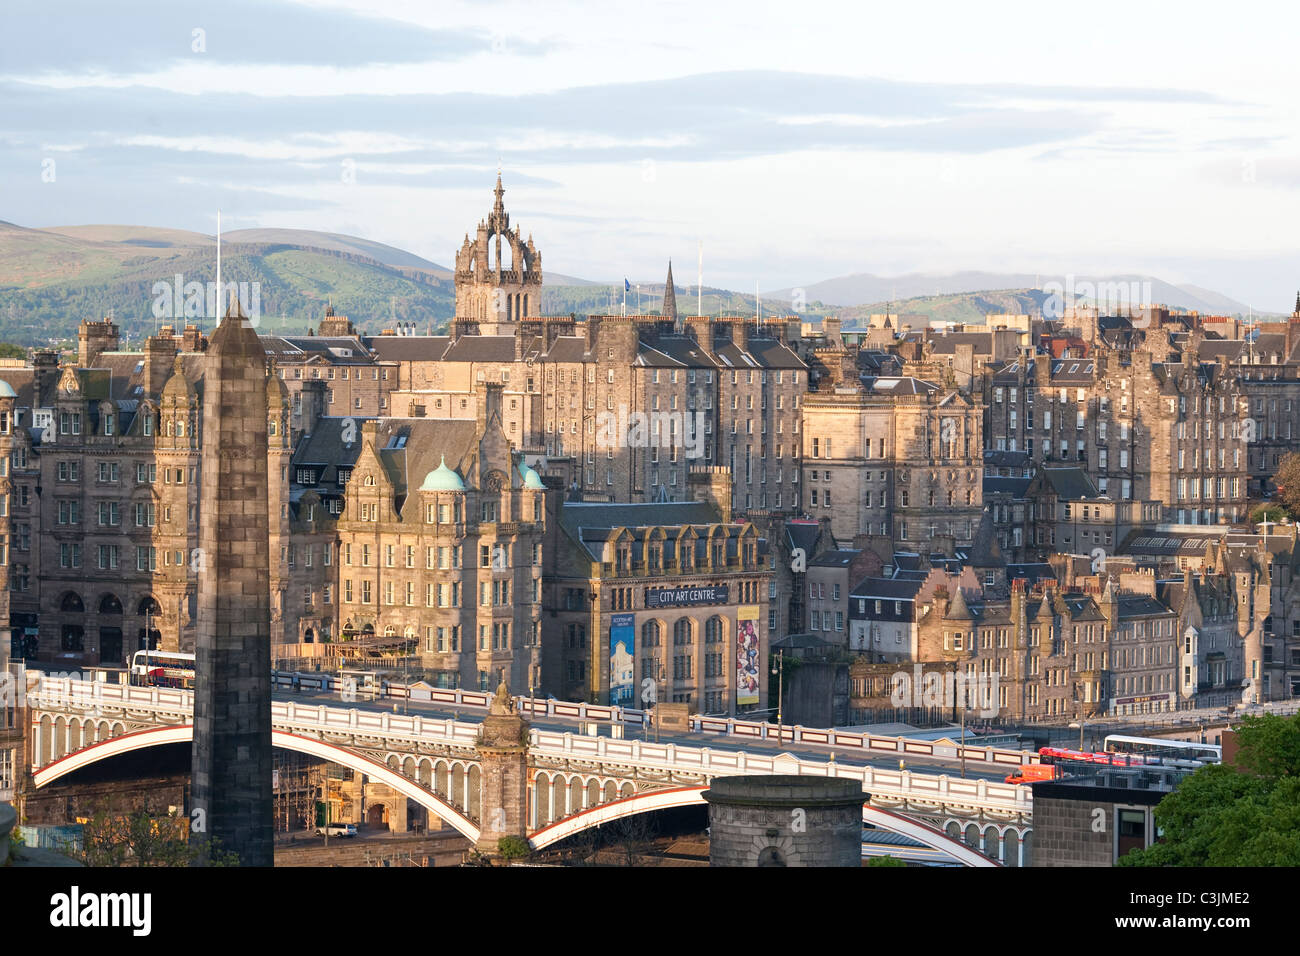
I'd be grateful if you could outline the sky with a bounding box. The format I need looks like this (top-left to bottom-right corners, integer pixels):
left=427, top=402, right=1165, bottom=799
left=3, top=0, right=1300, bottom=309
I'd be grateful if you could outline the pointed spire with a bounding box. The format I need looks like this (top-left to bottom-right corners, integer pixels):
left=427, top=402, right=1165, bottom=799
left=1294, top=289, right=1299, bottom=316
left=946, top=583, right=974, bottom=621
left=663, top=259, right=678, bottom=325
left=493, top=172, right=505, bottom=218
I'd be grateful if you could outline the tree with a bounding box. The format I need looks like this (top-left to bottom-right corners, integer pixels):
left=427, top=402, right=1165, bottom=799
left=497, top=835, right=530, bottom=861
left=1272, top=452, right=1300, bottom=516
left=73, top=802, right=239, bottom=867
left=1249, top=504, right=1288, bottom=526
left=867, top=855, right=906, bottom=867
left=1120, top=713, right=1300, bottom=867
left=0, top=343, right=25, bottom=360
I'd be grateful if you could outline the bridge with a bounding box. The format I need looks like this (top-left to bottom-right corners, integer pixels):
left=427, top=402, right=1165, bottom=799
left=19, top=670, right=1036, bottom=866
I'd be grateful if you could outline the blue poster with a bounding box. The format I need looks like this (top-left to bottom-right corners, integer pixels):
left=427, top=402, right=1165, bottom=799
left=609, top=613, right=635, bottom=707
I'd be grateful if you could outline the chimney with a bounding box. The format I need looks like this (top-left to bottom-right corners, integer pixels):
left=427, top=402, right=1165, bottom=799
left=182, top=324, right=206, bottom=352
left=33, top=349, right=60, bottom=407
left=477, top=381, right=504, bottom=434
left=144, top=329, right=179, bottom=397
left=823, top=316, right=843, bottom=347
left=77, top=318, right=120, bottom=367
left=687, top=466, right=732, bottom=523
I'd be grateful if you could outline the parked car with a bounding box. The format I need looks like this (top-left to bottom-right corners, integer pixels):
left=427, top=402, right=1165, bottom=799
left=316, top=823, right=357, bottom=838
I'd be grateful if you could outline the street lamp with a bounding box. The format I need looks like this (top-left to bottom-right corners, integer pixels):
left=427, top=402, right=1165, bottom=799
left=771, top=649, right=785, bottom=743
left=1073, top=682, right=1085, bottom=750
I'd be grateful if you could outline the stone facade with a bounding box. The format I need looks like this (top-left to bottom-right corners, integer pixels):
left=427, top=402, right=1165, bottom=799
left=545, top=478, right=773, bottom=715
left=704, top=775, right=864, bottom=867
left=190, top=302, right=274, bottom=867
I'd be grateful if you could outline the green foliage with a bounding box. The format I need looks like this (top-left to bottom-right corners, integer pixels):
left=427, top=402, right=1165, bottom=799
left=1121, top=713, right=1300, bottom=867
left=0, top=342, right=25, bottom=359
left=497, top=835, right=530, bottom=860
left=1250, top=504, right=1289, bottom=525
left=74, top=803, right=239, bottom=867
left=867, top=854, right=906, bottom=867
left=1273, top=452, right=1300, bottom=517
left=0, top=246, right=454, bottom=346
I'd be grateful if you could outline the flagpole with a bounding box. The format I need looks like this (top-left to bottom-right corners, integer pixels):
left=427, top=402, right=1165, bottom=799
left=216, top=209, right=221, bottom=320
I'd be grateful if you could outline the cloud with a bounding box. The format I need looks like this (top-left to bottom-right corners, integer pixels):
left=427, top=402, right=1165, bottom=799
left=0, top=0, right=541, bottom=73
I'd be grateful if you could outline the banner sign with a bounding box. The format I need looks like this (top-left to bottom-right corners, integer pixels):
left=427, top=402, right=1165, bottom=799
left=609, top=613, right=635, bottom=707
left=646, top=585, right=728, bottom=609
left=737, top=605, right=761, bottom=707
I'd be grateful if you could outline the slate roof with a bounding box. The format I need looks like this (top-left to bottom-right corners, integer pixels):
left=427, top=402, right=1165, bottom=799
left=363, top=336, right=451, bottom=362
left=1038, top=466, right=1099, bottom=500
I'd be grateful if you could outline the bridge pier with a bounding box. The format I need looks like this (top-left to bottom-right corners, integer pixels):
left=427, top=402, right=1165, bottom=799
left=474, top=679, right=530, bottom=856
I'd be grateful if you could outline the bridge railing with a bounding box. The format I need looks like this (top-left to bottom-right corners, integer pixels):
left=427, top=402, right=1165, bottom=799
left=527, top=729, right=1031, bottom=814
left=26, top=676, right=1024, bottom=813
left=29, top=673, right=1039, bottom=770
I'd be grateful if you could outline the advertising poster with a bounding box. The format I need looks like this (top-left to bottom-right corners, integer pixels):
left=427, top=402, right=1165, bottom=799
left=737, top=605, right=761, bottom=706
left=609, top=613, right=635, bottom=707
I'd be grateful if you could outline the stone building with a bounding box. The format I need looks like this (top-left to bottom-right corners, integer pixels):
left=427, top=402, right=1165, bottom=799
left=0, top=320, right=296, bottom=665
left=545, top=473, right=773, bottom=714
left=800, top=376, right=984, bottom=544
left=288, top=384, right=550, bottom=693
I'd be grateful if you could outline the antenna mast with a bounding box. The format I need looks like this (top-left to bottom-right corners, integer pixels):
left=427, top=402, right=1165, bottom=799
left=216, top=209, right=222, bottom=320
left=697, top=239, right=703, bottom=318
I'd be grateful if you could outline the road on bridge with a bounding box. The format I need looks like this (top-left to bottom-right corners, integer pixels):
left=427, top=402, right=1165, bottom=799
left=272, top=687, right=1015, bottom=784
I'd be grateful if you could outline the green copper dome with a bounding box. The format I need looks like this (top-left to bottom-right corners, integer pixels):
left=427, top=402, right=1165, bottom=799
left=420, top=455, right=465, bottom=492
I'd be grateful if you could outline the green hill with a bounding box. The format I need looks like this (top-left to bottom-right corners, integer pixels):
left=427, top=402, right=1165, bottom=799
left=0, top=223, right=454, bottom=345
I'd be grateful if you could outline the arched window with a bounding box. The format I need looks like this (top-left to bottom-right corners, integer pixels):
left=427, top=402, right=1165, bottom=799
left=641, top=620, right=661, bottom=649
left=99, top=594, right=123, bottom=615
left=137, top=596, right=161, bottom=617
left=61, top=592, right=84, bottom=614
left=706, top=616, right=724, bottom=644
left=673, top=618, right=693, bottom=646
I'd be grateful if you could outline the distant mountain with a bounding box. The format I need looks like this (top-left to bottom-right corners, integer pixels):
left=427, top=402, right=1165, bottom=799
left=223, top=228, right=452, bottom=277
left=765, top=271, right=1269, bottom=317
left=837, top=290, right=1052, bottom=328
left=0, top=223, right=455, bottom=345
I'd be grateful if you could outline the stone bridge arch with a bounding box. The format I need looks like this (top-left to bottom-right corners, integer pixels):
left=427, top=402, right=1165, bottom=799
left=529, top=784, right=1001, bottom=866
left=31, top=725, right=482, bottom=843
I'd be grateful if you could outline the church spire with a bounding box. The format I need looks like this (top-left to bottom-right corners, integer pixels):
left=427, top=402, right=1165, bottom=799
left=493, top=172, right=506, bottom=220
left=663, top=259, right=678, bottom=327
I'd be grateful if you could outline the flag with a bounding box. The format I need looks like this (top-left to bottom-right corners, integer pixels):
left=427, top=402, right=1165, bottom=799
left=624, top=278, right=631, bottom=292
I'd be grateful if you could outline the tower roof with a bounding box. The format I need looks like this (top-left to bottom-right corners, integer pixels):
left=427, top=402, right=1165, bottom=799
left=209, top=295, right=265, bottom=360
left=946, top=585, right=974, bottom=620
left=420, top=455, right=466, bottom=492
left=519, top=460, right=545, bottom=490
left=161, top=354, right=196, bottom=402
left=663, top=260, right=678, bottom=323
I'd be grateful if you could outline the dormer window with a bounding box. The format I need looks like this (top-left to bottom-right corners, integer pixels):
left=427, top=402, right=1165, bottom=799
left=142, top=412, right=152, bottom=437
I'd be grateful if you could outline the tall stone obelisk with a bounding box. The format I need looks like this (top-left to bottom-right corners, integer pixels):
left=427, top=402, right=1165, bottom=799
left=190, top=298, right=273, bottom=866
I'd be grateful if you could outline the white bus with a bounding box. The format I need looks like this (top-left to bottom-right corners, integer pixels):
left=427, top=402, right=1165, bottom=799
left=1103, top=734, right=1221, bottom=766
left=129, top=650, right=196, bottom=689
